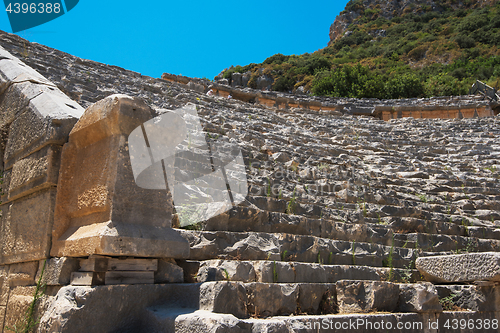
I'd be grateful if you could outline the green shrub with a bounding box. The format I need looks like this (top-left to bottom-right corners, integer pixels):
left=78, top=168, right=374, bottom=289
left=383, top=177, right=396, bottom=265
left=263, top=53, right=289, bottom=65
left=425, top=73, right=467, bottom=96
left=273, top=75, right=296, bottom=92
left=455, top=34, right=476, bottom=48
left=385, top=74, right=425, bottom=99
left=458, top=13, right=489, bottom=33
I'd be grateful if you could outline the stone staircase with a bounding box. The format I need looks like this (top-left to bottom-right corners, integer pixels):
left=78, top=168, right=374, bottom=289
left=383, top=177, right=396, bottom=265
left=0, top=31, right=499, bottom=332
left=155, top=95, right=500, bottom=331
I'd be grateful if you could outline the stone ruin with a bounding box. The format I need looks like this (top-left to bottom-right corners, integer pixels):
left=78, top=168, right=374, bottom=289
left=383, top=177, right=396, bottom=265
left=0, top=31, right=499, bottom=332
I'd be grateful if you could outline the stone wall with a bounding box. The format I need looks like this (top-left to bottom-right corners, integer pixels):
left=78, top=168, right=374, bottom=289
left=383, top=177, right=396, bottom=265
left=0, top=45, right=84, bottom=265
left=0, top=45, right=84, bottom=331
left=161, top=73, right=495, bottom=121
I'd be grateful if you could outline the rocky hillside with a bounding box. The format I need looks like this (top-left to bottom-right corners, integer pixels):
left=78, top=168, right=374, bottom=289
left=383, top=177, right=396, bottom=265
left=216, top=0, right=500, bottom=99
left=329, top=0, right=498, bottom=43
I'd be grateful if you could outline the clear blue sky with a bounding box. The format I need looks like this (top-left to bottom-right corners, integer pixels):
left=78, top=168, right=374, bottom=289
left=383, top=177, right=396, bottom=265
left=0, top=1, right=349, bottom=79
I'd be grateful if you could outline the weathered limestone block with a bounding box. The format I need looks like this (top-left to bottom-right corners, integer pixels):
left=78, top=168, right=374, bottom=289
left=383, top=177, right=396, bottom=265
left=180, top=230, right=280, bottom=261
left=0, top=189, right=57, bottom=265
left=416, top=252, right=500, bottom=283
left=298, top=283, right=333, bottom=314
left=437, top=285, right=500, bottom=312
left=254, top=261, right=295, bottom=283
left=336, top=280, right=399, bottom=313
left=200, top=281, right=247, bottom=318
left=4, top=286, right=36, bottom=330
left=197, top=260, right=256, bottom=283
left=293, top=262, right=327, bottom=283
left=0, top=46, right=54, bottom=95
left=155, top=258, right=184, bottom=283
left=0, top=266, right=9, bottom=306
left=7, top=261, right=39, bottom=287
left=35, top=257, right=79, bottom=286
left=51, top=94, right=189, bottom=258
left=3, top=81, right=82, bottom=168
left=38, top=284, right=200, bottom=332
left=175, top=311, right=251, bottom=333
left=0, top=47, right=84, bottom=266
left=0, top=306, right=5, bottom=332
left=246, top=283, right=299, bottom=317
left=249, top=320, right=289, bottom=333
left=398, top=282, right=442, bottom=313
left=8, top=144, right=61, bottom=200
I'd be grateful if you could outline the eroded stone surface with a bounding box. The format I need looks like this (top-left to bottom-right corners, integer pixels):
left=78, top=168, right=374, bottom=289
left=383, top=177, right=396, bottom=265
left=35, top=257, right=79, bottom=286
left=197, top=260, right=256, bottom=283
left=437, top=285, right=500, bottom=312
left=398, top=282, right=442, bottom=313
left=51, top=94, right=189, bottom=259
left=200, top=281, right=247, bottom=318
left=336, top=280, right=399, bottom=313
left=246, top=283, right=299, bottom=317
left=416, top=252, right=500, bottom=283
left=4, top=286, right=35, bottom=330
left=155, top=258, right=184, bottom=283
left=0, top=189, right=57, bottom=265
left=38, top=284, right=200, bottom=332
left=175, top=310, right=250, bottom=333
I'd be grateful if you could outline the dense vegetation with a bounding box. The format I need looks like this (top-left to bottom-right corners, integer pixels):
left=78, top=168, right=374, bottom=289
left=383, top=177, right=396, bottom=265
left=220, top=1, right=500, bottom=99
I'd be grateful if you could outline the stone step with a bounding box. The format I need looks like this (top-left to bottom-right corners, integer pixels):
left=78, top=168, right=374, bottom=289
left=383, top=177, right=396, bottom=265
left=196, top=260, right=423, bottom=284
left=246, top=185, right=500, bottom=226
left=178, top=229, right=455, bottom=269
left=174, top=310, right=500, bottom=333
left=195, top=280, right=445, bottom=319
left=202, top=206, right=500, bottom=249
left=393, top=232, right=500, bottom=253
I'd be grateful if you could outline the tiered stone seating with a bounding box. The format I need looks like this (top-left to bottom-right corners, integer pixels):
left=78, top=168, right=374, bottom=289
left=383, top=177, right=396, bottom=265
left=0, top=31, right=499, bottom=332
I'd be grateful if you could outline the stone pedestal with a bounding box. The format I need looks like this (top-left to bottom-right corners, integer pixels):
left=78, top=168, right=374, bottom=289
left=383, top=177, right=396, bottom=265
left=50, top=94, right=189, bottom=258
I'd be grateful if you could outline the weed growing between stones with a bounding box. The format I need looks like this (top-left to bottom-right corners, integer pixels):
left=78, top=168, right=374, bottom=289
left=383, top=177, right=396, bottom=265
left=286, top=187, right=297, bottom=215
left=401, top=252, right=418, bottom=283
left=351, top=241, right=356, bottom=265
left=383, top=237, right=395, bottom=281
left=6, top=260, right=46, bottom=333
left=439, top=292, right=460, bottom=311
left=223, top=269, right=230, bottom=281
left=273, top=261, right=278, bottom=283
left=358, top=199, right=367, bottom=217
left=486, top=166, right=497, bottom=173
left=328, top=252, right=333, bottom=265
left=416, top=193, right=430, bottom=203
left=318, top=163, right=329, bottom=171
left=317, top=252, right=323, bottom=265
left=281, top=250, right=288, bottom=261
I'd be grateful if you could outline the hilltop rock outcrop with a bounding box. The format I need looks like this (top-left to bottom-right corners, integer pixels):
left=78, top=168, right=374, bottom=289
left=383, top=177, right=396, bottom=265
left=329, top=0, right=498, bottom=43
